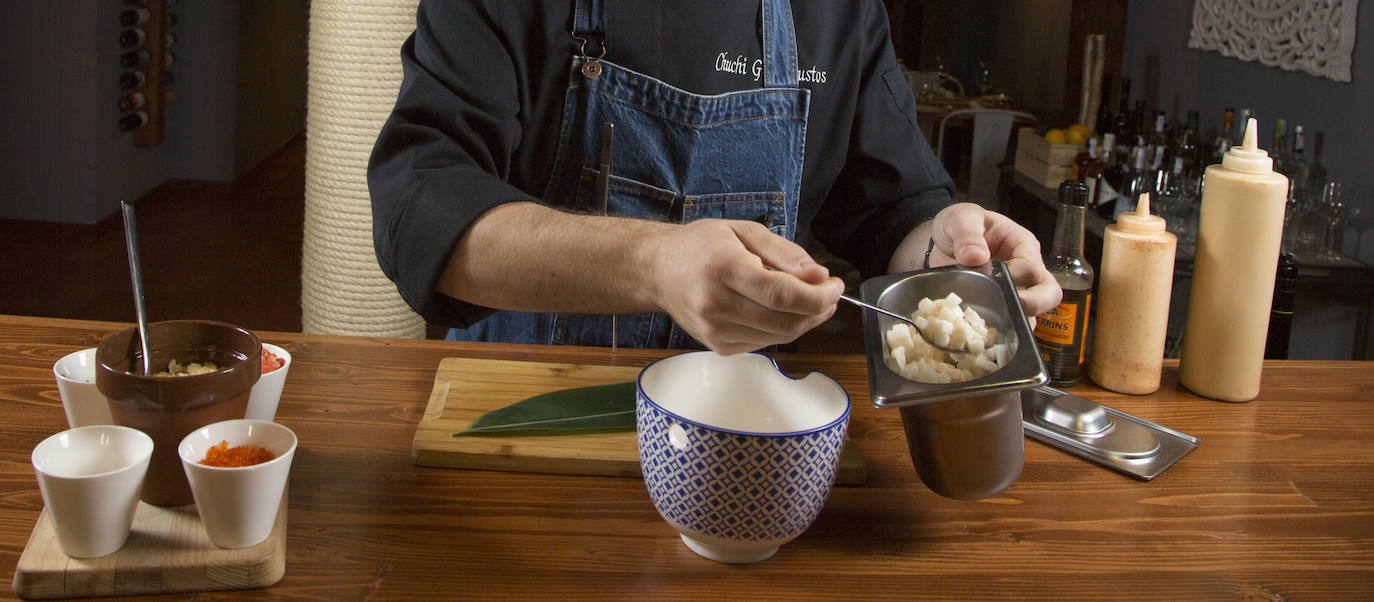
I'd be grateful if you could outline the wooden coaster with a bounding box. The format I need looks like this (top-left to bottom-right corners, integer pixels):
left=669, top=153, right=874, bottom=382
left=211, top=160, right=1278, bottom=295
left=11, top=492, right=286, bottom=600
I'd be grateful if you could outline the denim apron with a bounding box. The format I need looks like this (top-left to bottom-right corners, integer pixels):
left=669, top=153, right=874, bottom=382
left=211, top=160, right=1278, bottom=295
left=448, top=0, right=809, bottom=349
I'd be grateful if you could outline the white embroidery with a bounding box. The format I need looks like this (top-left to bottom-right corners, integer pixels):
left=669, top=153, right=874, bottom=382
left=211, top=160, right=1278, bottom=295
left=714, top=50, right=829, bottom=85
left=1188, top=0, right=1359, bottom=83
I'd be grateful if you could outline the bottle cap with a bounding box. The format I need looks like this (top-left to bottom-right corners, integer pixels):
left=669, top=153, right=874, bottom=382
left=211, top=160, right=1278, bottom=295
left=1222, top=118, right=1274, bottom=174
left=1116, top=193, right=1166, bottom=233
left=1058, top=180, right=1089, bottom=207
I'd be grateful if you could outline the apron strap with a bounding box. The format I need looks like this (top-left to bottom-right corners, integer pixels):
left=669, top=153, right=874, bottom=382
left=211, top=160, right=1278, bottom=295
left=571, top=0, right=606, bottom=57
left=761, top=0, right=800, bottom=88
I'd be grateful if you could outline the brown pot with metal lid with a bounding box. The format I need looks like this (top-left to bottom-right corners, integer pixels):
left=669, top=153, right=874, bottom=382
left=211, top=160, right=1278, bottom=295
left=859, top=262, right=1048, bottom=499
left=96, top=320, right=261, bottom=506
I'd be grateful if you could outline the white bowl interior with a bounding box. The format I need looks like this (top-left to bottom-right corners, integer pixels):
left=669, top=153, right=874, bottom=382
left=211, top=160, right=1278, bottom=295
left=179, top=419, right=298, bottom=468
left=639, top=352, right=847, bottom=434
left=54, top=348, right=98, bottom=384
left=33, top=426, right=153, bottom=478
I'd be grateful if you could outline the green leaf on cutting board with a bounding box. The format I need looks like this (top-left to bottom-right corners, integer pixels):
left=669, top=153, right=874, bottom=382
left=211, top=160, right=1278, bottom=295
left=450, top=381, right=637, bottom=436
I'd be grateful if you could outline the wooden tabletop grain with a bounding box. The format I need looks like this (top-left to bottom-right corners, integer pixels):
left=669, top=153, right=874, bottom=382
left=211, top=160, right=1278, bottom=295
left=0, top=314, right=1370, bottom=600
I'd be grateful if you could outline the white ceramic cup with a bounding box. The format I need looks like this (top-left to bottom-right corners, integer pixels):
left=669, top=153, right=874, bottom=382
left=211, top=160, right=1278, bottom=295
left=245, top=343, right=292, bottom=421
left=31, top=425, right=154, bottom=558
left=179, top=419, right=296, bottom=549
left=53, top=348, right=113, bottom=428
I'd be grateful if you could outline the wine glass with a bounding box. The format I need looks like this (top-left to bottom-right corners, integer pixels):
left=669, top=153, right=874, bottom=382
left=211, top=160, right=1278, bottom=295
left=976, top=61, right=993, bottom=96
left=1318, top=181, right=1347, bottom=261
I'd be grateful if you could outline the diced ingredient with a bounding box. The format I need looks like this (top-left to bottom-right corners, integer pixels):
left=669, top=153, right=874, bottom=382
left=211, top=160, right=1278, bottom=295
left=200, top=440, right=276, bottom=467
left=884, top=293, right=1010, bottom=383
left=154, top=359, right=220, bottom=377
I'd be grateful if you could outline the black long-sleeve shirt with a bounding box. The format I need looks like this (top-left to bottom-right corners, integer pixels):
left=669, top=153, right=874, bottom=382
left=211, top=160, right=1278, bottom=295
left=369, top=0, right=954, bottom=327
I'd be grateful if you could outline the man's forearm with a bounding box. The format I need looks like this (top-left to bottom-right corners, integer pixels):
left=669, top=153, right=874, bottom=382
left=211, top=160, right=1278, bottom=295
left=436, top=202, right=669, bottom=314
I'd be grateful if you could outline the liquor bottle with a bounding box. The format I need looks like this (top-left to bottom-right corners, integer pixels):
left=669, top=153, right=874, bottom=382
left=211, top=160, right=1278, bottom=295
left=1286, top=125, right=1312, bottom=203
left=1210, top=107, right=1235, bottom=163
left=119, top=50, right=148, bottom=69
left=1094, top=133, right=1126, bottom=217
left=1099, top=146, right=1150, bottom=220
left=118, top=110, right=149, bottom=132
left=1073, top=137, right=1101, bottom=181
left=1270, top=118, right=1288, bottom=174
left=1263, top=253, right=1298, bottom=359
left=119, top=28, right=146, bottom=49
left=1112, top=79, right=1134, bottom=161
left=1149, top=110, right=1169, bottom=170
left=118, top=70, right=146, bottom=91
left=1091, top=192, right=1177, bottom=395
left=119, top=8, right=150, bottom=27
left=1180, top=118, right=1289, bottom=402
left=118, top=91, right=146, bottom=112
left=1094, top=74, right=1115, bottom=136
left=1034, top=180, right=1095, bottom=387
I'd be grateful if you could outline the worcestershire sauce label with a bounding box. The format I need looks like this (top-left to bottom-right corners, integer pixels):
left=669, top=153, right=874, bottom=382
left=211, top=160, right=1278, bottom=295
left=1034, top=288, right=1091, bottom=385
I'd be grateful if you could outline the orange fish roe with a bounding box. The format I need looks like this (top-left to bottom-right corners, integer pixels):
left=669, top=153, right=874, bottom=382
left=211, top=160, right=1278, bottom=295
left=261, top=348, right=285, bottom=374
left=200, top=440, right=276, bottom=467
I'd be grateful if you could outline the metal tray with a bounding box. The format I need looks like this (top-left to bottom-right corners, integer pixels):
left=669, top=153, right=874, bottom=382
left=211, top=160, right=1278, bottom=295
left=1022, top=386, right=1200, bottom=480
left=860, top=261, right=1047, bottom=409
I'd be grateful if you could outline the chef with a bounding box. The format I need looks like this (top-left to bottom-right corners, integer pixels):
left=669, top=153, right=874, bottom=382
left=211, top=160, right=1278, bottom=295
left=369, top=0, right=1060, bottom=355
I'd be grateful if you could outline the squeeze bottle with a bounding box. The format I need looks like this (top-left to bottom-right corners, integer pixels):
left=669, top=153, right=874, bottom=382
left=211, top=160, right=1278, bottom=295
left=1090, top=192, right=1177, bottom=395
left=1179, top=118, right=1289, bottom=402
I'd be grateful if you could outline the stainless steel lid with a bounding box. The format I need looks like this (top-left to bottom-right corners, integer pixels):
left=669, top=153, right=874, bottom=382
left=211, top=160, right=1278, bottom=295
left=1022, top=386, right=1200, bottom=480
left=860, top=261, right=1048, bottom=409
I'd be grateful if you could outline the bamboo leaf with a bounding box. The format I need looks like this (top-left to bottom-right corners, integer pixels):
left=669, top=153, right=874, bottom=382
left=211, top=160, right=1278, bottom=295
left=451, top=381, right=637, bottom=436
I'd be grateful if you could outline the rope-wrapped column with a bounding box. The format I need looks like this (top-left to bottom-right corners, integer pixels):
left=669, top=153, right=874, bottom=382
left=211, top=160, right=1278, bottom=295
left=302, top=0, right=425, bottom=338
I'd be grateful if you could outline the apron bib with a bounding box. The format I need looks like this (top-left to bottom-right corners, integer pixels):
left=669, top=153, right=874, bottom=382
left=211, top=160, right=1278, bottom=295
left=449, top=0, right=809, bottom=349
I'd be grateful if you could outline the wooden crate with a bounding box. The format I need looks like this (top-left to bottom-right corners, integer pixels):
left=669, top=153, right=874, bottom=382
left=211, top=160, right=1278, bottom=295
left=1016, top=127, right=1083, bottom=166
left=1014, top=149, right=1075, bottom=190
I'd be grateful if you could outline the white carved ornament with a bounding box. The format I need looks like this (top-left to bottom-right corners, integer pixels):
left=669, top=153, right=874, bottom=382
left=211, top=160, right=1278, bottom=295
left=1189, top=0, right=1360, bottom=82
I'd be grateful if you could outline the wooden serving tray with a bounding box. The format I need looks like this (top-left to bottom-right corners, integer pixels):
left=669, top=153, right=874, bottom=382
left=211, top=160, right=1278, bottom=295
left=412, top=357, right=867, bottom=485
left=12, top=493, right=286, bottom=600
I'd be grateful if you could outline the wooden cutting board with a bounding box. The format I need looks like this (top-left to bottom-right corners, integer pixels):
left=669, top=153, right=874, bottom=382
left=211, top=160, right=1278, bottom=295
left=412, top=357, right=867, bottom=485
left=12, top=492, right=286, bottom=599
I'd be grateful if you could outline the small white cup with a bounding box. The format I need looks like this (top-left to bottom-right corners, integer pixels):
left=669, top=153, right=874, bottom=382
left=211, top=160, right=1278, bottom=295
left=179, top=419, right=296, bottom=549
left=53, top=348, right=113, bottom=428
left=245, top=343, right=291, bottom=421
left=31, top=425, right=154, bottom=558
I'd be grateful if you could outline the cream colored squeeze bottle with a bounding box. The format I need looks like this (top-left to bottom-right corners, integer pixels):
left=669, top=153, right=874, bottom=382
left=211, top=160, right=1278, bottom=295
left=1179, top=118, right=1289, bottom=402
left=1090, top=192, right=1176, bottom=395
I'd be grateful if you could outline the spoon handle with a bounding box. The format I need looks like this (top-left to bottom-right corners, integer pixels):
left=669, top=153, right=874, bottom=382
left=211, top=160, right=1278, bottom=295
left=120, top=201, right=153, bottom=375
left=839, top=294, right=914, bottom=325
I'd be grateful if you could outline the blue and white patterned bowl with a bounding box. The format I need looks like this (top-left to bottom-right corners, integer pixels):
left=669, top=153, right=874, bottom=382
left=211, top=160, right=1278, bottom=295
left=636, top=352, right=851, bottom=564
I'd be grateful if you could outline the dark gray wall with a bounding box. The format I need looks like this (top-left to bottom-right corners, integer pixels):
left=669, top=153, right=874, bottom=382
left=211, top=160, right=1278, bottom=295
left=1, top=1, right=306, bottom=224
left=0, top=2, right=101, bottom=223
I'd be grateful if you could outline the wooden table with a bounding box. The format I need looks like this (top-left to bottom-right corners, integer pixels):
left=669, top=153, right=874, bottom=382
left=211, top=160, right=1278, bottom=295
left=1, top=315, right=1371, bottom=600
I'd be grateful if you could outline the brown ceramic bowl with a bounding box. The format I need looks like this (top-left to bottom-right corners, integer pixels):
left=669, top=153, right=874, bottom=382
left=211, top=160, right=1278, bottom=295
left=96, top=320, right=261, bottom=506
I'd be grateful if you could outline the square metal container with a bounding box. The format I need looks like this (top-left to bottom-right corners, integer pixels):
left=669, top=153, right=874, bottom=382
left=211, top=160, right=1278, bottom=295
left=859, top=261, right=1048, bottom=409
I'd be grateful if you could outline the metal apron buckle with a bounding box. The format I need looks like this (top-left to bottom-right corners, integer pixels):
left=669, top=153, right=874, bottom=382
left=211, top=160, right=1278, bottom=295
left=571, top=33, right=608, bottom=78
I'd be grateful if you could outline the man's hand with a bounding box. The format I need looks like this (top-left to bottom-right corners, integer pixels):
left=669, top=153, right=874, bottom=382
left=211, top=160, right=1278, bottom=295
left=889, top=203, right=1061, bottom=316
left=645, top=220, right=844, bottom=356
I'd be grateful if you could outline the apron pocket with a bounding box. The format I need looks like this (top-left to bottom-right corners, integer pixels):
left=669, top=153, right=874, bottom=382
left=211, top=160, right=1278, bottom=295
left=575, top=166, right=678, bottom=221
left=682, top=191, right=788, bottom=236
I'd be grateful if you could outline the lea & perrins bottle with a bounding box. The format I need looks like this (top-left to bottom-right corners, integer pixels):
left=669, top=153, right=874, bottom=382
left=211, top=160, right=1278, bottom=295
left=1090, top=192, right=1176, bottom=395
left=1033, top=180, right=1094, bottom=387
left=1179, top=118, right=1289, bottom=402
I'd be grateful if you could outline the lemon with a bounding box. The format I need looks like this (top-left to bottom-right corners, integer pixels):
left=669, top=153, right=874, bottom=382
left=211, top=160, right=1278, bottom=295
left=1043, top=129, right=1067, bottom=144
left=1067, top=123, right=1092, bottom=138
left=1065, top=128, right=1088, bottom=145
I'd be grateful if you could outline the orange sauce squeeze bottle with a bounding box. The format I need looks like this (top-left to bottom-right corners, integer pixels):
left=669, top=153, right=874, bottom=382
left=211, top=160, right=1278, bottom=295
left=1090, top=192, right=1177, bottom=395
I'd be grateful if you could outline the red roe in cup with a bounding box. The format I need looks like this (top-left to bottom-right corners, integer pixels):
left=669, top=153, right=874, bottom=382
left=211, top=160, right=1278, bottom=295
left=260, top=348, right=285, bottom=374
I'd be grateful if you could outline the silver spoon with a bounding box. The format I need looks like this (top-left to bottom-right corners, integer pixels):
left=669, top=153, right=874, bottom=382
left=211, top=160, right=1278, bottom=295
left=839, top=294, right=967, bottom=353
left=120, top=201, right=153, bottom=375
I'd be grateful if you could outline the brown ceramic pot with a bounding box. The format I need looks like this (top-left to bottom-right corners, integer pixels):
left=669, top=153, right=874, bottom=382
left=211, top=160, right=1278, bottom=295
left=96, top=320, right=261, bottom=506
